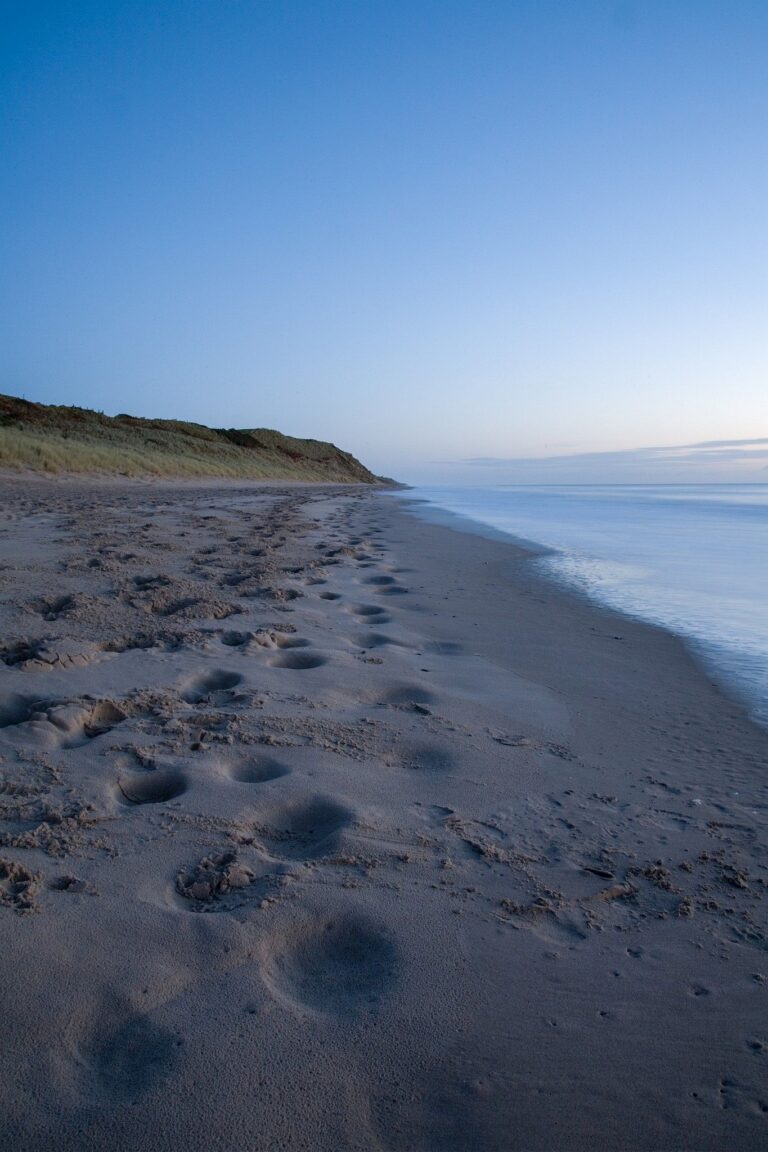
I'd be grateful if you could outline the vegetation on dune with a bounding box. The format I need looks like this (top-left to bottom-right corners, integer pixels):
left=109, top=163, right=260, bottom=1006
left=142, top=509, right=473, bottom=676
left=0, top=394, right=380, bottom=483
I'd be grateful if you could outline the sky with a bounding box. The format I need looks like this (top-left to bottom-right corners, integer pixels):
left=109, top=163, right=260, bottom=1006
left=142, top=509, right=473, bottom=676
left=1, top=0, right=767, bottom=483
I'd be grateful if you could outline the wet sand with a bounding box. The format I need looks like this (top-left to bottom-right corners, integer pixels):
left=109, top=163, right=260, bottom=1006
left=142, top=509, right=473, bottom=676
left=0, top=477, right=766, bottom=1151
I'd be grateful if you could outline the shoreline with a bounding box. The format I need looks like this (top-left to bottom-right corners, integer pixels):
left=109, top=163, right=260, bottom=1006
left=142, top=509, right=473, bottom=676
left=396, top=489, right=768, bottom=733
left=1, top=478, right=767, bottom=1150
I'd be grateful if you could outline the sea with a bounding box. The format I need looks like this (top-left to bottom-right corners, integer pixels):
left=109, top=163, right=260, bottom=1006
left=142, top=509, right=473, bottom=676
left=394, top=484, right=768, bottom=730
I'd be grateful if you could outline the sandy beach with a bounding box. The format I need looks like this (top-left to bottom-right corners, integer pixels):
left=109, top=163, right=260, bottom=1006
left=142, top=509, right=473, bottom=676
left=1, top=477, right=766, bottom=1151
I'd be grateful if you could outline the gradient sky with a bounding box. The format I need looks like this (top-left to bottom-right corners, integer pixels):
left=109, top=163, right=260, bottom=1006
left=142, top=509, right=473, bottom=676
left=2, top=0, right=767, bottom=482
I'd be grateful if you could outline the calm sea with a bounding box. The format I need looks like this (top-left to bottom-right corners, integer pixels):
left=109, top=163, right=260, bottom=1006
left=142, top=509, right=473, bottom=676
left=396, top=485, right=768, bottom=729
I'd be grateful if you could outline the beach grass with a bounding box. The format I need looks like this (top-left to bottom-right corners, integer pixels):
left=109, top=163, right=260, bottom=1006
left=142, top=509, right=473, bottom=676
left=0, top=394, right=378, bottom=483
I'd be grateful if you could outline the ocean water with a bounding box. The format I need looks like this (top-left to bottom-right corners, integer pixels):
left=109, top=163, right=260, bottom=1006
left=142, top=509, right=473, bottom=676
left=396, top=485, right=768, bottom=729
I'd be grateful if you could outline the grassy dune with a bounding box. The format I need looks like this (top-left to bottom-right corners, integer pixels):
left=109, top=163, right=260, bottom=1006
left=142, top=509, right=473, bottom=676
left=0, top=395, right=380, bottom=483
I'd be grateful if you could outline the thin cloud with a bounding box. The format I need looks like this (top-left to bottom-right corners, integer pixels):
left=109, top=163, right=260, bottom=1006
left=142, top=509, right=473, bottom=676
left=463, top=438, right=768, bottom=468
left=441, top=436, right=768, bottom=484
left=688, top=437, right=768, bottom=449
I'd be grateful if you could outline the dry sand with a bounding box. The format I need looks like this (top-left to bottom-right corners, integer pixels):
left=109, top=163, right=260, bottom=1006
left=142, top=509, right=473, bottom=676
left=0, top=477, right=766, bottom=1151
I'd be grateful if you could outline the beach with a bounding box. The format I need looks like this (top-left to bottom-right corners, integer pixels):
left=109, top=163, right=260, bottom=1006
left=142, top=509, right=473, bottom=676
left=1, top=476, right=766, bottom=1151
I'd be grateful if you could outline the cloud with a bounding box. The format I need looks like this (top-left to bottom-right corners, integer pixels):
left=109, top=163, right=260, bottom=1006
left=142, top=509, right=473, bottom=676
left=450, top=437, right=768, bottom=484
left=688, top=437, right=768, bottom=449
left=465, top=438, right=768, bottom=468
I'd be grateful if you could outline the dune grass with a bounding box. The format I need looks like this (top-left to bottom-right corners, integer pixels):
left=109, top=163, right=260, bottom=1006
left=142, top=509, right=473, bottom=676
left=0, top=395, right=379, bottom=483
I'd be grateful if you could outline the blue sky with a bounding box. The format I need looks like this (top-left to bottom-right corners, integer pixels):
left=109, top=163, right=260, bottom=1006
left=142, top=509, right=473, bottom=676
left=2, top=1, right=767, bottom=482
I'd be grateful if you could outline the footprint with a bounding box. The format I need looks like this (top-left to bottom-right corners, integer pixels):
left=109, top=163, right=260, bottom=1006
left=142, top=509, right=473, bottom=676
left=268, top=652, right=326, bottom=670
left=273, top=634, right=311, bottom=649
left=70, top=700, right=126, bottom=742
left=398, top=741, right=455, bottom=771
left=255, top=796, right=351, bottom=859
left=0, top=857, right=40, bottom=912
left=354, top=632, right=408, bottom=650
left=376, top=586, right=408, bottom=597
left=154, top=597, right=195, bottom=617
left=1, top=696, right=127, bottom=747
left=176, top=850, right=255, bottom=903
left=364, top=575, right=396, bottom=586
left=31, top=594, right=76, bottom=621
left=715, top=1077, right=767, bottom=1114
left=0, top=638, right=102, bottom=671
left=424, top=641, right=464, bottom=656
left=350, top=604, right=387, bottom=618
left=0, top=640, right=43, bottom=668
left=85, top=1012, right=181, bottom=1102
left=381, top=684, right=436, bottom=707
left=220, top=571, right=258, bottom=589
left=117, top=769, right=188, bottom=805
left=246, top=631, right=310, bottom=651
left=180, top=669, right=243, bottom=704
left=262, top=913, right=397, bottom=1016
left=133, top=574, right=171, bottom=590
left=318, top=592, right=341, bottom=601
left=227, top=757, right=290, bottom=784
left=219, top=630, right=252, bottom=647
left=102, top=634, right=170, bottom=654
left=0, top=694, right=48, bottom=729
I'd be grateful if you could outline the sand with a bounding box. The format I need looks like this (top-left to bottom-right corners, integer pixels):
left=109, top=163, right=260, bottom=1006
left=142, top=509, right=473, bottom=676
left=0, top=476, right=766, bottom=1151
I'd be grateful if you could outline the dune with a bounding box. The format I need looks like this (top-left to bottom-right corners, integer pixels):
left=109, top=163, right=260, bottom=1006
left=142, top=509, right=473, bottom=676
left=0, top=393, right=381, bottom=483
